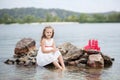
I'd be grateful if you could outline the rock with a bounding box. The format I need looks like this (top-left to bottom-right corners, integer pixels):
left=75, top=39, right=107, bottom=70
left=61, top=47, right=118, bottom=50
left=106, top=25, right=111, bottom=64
left=87, top=53, right=104, bottom=68
left=14, top=49, right=37, bottom=66
left=58, top=42, right=83, bottom=60
left=102, top=55, right=113, bottom=67
left=4, top=38, right=37, bottom=66
left=58, top=42, right=78, bottom=56
left=58, top=42, right=87, bottom=66
left=4, top=59, right=15, bottom=65
left=14, top=38, right=36, bottom=57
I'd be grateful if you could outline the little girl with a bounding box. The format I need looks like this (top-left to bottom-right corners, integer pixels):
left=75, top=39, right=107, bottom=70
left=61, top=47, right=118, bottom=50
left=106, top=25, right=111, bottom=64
left=36, top=26, right=65, bottom=70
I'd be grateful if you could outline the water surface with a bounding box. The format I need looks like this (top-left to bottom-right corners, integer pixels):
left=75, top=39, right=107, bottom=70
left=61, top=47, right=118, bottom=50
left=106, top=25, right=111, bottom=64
left=0, top=23, right=120, bottom=80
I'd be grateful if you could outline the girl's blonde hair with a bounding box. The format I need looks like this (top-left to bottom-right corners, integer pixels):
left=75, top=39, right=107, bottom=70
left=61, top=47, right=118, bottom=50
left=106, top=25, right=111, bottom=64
left=41, top=26, right=54, bottom=40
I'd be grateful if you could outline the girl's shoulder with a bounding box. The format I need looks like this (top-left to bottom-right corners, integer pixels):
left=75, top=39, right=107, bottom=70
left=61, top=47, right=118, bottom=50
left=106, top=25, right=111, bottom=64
left=41, top=38, right=46, bottom=43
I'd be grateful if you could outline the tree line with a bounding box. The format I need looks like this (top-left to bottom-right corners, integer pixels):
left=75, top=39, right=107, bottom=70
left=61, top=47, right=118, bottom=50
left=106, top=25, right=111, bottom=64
left=0, top=8, right=120, bottom=24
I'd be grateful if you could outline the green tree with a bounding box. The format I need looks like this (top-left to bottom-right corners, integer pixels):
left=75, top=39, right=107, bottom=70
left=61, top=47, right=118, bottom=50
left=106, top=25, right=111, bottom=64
left=1, top=13, right=15, bottom=24
left=92, top=14, right=106, bottom=22
left=23, top=15, right=36, bottom=23
left=78, top=14, right=89, bottom=23
left=65, top=15, right=78, bottom=22
left=45, top=13, right=52, bottom=22
left=52, top=16, right=61, bottom=22
left=107, top=13, right=120, bottom=22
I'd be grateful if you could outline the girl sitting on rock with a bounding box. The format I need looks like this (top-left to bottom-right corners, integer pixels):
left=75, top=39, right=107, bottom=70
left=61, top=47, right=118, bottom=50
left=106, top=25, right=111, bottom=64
left=36, top=26, right=65, bottom=70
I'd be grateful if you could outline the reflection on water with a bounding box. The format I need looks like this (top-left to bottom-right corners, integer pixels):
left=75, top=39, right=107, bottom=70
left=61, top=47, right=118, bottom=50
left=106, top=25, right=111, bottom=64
left=85, top=68, right=102, bottom=80
left=64, top=66, right=102, bottom=80
left=0, top=57, right=119, bottom=80
left=35, top=67, right=64, bottom=80
left=0, top=58, right=103, bottom=80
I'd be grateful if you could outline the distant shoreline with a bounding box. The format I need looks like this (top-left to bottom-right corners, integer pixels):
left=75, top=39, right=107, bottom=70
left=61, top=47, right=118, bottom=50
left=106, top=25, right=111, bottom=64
left=41, top=22, right=79, bottom=25
left=0, top=22, right=120, bottom=25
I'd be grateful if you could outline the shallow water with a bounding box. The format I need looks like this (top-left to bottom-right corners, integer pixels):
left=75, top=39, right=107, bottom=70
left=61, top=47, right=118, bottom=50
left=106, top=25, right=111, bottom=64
left=0, top=23, right=120, bottom=80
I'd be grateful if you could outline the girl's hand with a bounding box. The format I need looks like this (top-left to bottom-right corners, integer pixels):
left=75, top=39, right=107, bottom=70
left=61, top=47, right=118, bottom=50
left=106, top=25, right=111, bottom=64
left=51, top=48, right=58, bottom=53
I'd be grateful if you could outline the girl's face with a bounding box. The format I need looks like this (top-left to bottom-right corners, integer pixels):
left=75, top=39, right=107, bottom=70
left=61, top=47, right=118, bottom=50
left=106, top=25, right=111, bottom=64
left=45, top=28, right=53, bottom=39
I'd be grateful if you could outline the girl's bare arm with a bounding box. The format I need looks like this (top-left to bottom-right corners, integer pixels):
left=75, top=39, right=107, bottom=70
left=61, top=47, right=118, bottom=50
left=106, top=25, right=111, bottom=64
left=52, top=40, right=59, bottom=52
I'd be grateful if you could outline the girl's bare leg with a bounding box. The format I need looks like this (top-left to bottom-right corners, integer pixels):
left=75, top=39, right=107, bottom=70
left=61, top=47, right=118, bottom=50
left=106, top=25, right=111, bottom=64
left=52, top=61, right=62, bottom=70
left=58, top=55, right=65, bottom=70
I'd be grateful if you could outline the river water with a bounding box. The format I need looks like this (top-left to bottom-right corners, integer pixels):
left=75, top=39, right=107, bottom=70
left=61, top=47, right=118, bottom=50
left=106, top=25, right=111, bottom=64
left=0, top=23, right=120, bottom=80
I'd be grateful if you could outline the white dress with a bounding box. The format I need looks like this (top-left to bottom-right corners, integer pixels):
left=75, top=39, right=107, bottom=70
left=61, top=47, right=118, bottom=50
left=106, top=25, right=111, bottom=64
left=36, top=38, right=61, bottom=66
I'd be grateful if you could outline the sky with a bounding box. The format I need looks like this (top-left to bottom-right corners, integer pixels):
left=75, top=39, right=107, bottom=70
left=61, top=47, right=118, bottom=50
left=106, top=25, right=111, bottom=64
left=0, top=0, right=120, bottom=13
